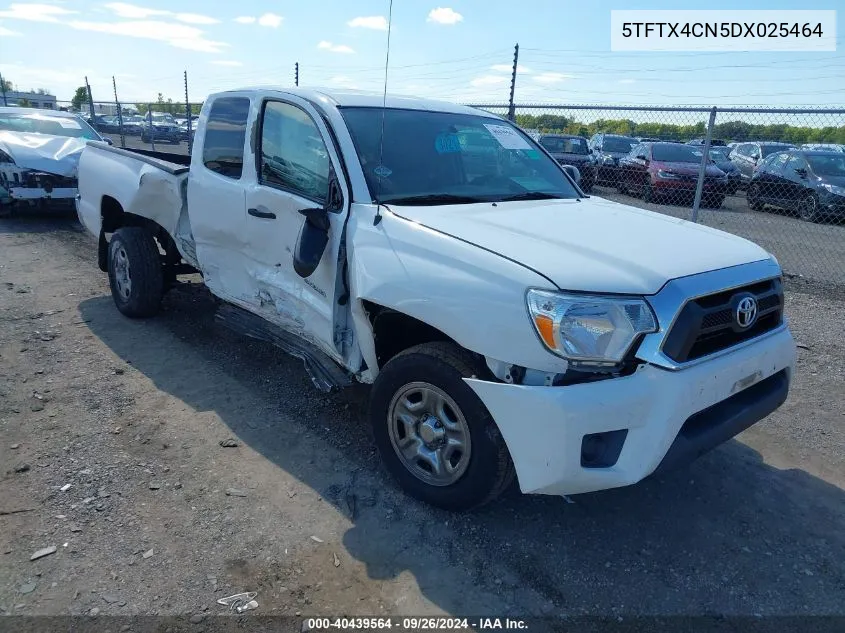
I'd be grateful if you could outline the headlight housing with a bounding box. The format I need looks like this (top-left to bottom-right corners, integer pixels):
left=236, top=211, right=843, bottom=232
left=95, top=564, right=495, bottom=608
left=602, top=156, right=616, bottom=165
left=656, top=169, right=680, bottom=180
left=527, top=290, right=658, bottom=366
left=821, top=183, right=845, bottom=196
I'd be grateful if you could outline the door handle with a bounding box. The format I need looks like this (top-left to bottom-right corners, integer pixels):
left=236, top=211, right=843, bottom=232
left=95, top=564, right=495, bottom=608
left=248, top=207, right=276, bottom=219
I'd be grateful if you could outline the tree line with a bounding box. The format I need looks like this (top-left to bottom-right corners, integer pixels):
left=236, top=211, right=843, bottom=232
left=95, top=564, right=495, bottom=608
left=514, top=114, right=845, bottom=144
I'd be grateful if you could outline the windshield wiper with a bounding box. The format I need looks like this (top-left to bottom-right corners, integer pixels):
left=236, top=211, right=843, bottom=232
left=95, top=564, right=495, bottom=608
left=381, top=194, right=487, bottom=206
left=494, top=192, right=567, bottom=202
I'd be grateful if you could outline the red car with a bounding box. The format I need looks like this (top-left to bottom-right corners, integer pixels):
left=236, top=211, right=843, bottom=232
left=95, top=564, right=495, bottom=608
left=618, top=142, right=728, bottom=208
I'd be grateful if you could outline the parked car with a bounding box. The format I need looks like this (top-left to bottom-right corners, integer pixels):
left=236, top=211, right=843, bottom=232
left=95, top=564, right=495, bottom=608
left=140, top=120, right=182, bottom=144
left=800, top=143, right=845, bottom=153
left=730, top=141, right=797, bottom=182
left=76, top=87, right=794, bottom=510
left=635, top=137, right=662, bottom=143
left=687, top=138, right=728, bottom=147
left=536, top=134, right=595, bottom=192
left=708, top=147, right=742, bottom=194
left=588, top=133, right=638, bottom=185
left=121, top=115, right=146, bottom=136
left=747, top=150, right=845, bottom=222
left=617, top=141, right=728, bottom=207
left=0, top=106, right=110, bottom=210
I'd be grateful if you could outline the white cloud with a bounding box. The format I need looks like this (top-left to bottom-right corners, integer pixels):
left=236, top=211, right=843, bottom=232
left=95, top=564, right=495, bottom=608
left=174, top=13, right=219, bottom=25
left=212, top=60, right=243, bottom=67
left=0, top=3, right=76, bottom=23
left=348, top=15, right=387, bottom=30
left=490, top=64, right=531, bottom=74
left=69, top=20, right=228, bottom=53
left=618, top=78, right=636, bottom=84
left=427, top=7, right=463, bottom=25
left=318, top=40, right=355, bottom=54
left=234, top=16, right=255, bottom=24
left=257, top=13, right=283, bottom=28
left=532, top=72, right=575, bottom=84
left=470, top=75, right=508, bottom=87
left=0, top=24, right=22, bottom=36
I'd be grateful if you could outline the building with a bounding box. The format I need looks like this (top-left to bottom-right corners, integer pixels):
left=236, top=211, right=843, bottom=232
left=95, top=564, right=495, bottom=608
left=2, top=90, right=57, bottom=109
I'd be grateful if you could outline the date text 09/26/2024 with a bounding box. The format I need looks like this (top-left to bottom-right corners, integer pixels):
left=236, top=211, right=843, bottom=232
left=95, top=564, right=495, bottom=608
left=307, top=618, right=529, bottom=630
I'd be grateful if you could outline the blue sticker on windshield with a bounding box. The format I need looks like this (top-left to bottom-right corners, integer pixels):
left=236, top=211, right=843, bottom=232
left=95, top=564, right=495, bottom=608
left=435, top=133, right=462, bottom=154
left=374, top=165, right=392, bottom=178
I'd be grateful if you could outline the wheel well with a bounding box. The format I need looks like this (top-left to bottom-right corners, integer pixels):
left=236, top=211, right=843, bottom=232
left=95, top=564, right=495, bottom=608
left=363, top=301, right=455, bottom=368
left=99, top=196, right=179, bottom=270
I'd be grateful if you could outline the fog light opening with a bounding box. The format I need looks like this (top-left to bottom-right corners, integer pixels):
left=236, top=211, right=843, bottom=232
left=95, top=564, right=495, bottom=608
left=580, top=429, right=629, bottom=468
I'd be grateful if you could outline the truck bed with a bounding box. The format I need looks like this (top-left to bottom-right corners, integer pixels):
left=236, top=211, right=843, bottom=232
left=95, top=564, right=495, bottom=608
left=77, top=141, right=197, bottom=266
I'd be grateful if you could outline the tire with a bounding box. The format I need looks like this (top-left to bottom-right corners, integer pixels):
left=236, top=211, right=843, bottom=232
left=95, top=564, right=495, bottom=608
left=642, top=182, right=654, bottom=203
left=798, top=192, right=820, bottom=223
left=369, top=341, right=515, bottom=511
left=107, top=227, right=164, bottom=318
left=747, top=184, right=764, bottom=212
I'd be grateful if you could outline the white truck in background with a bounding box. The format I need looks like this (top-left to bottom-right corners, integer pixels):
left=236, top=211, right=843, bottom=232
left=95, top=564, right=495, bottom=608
left=76, top=88, right=795, bottom=510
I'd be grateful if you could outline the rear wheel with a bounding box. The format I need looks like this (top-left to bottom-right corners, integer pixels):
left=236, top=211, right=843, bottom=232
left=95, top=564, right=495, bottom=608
left=107, top=227, right=163, bottom=318
left=642, top=182, right=654, bottom=203
left=369, top=342, right=515, bottom=511
left=798, top=192, right=820, bottom=222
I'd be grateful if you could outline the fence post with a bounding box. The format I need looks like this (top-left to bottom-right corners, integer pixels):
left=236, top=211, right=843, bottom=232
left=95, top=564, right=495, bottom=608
left=295, top=62, right=299, bottom=86
left=112, top=76, right=125, bottom=148
left=184, top=70, right=192, bottom=155
left=84, top=76, right=97, bottom=123
left=691, top=106, right=717, bottom=222
left=507, top=43, right=519, bottom=122
left=147, top=103, right=156, bottom=151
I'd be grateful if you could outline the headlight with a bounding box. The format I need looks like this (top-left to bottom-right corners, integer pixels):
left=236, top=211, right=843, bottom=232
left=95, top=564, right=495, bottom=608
left=602, top=156, right=615, bottom=165
left=821, top=183, right=845, bottom=196
left=526, top=290, right=658, bottom=365
left=656, top=169, right=680, bottom=180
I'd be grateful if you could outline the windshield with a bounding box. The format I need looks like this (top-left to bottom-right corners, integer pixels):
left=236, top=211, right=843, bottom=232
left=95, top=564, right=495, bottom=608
left=807, top=154, right=845, bottom=176
left=539, top=136, right=588, bottom=155
left=709, top=149, right=730, bottom=162
left=652, top=144, right=704, bottom=163
left=0, top=113, right=100, bottom=140
left=603, top=137, right=636, bottom=153
left=340, top=107, right=580, bottom=205
left=762, top=144, right=794, bottom=157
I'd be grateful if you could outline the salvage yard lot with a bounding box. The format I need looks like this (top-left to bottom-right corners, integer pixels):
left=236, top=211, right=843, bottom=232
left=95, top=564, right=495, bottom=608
left=1, top=214, right=844, bottom=619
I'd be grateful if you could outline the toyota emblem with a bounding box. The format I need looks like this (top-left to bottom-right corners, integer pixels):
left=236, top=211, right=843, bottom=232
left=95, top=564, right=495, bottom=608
left=735, top=295, right=758, bottom=329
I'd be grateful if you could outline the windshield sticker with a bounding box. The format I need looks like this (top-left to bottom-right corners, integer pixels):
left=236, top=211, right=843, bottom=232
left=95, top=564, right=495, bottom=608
left=56, top=119, right=82, bottom=129
left=373, top=165, right=392, bottom=178
left=435, top=133, right=462, bottom=154
left=483, top=124, right=532, bottom=150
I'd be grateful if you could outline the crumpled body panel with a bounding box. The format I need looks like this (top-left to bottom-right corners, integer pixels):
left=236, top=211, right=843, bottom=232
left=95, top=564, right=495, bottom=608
left=0, top=132, right=88, bottom=177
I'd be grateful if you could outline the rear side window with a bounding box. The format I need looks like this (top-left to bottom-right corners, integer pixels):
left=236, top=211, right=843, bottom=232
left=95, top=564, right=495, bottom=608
left=203, top=97, right=250, bottom=179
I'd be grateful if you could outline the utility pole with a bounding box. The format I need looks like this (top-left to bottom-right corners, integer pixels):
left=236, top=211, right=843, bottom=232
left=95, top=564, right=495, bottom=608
left=113, top=76, right=125, bottom=148
left=84, top=76, right=96, bottom=121
left=295, top=62, right=299, bottom=87
left=507, top=43, right=519, bottom=122
left=0, top=72, right=7, bottom=106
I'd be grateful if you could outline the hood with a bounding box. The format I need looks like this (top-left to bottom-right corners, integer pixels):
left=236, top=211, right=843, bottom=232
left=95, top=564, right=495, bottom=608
left=389, top=197, right=769, bottom=295
left=713, top=160, right=738, bottom=172
left=653, top=161, right=725, bottom=177
left=817, top=174, right=845, bottom=188
left=0, top=131, right=88, bottom=177
left=551, top=152, right=592, bottom=163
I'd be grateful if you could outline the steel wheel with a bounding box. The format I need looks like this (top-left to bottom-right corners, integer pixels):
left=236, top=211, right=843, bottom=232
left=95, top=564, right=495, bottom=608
left=112, top=246, right=132, bottom=300
left=387, top=381, right=472, bottom=487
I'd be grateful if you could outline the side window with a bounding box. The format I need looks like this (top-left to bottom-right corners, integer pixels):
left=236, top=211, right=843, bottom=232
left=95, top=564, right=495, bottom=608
left=734, top=144, right=748, bottom=157
left=770, top=153, right=790, bottom=173
left=202, top=97, right=250, bottom=179
left=785, top=154, right=806, bottom=173
left=259, top=101, right=330, bottom=202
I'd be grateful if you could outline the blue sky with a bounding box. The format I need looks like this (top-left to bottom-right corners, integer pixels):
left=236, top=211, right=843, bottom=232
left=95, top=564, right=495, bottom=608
left=0, top=0, right=842, bottom=107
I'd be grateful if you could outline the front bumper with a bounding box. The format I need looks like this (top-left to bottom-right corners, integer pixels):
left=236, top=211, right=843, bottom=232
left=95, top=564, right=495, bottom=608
left=9, top=186, right=78, bottom=201
left=466, top=325, right=794, bottom=496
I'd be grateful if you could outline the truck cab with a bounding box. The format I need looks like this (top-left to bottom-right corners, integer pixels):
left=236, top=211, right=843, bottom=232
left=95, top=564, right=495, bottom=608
left=76, top=88, right=796, bottom=511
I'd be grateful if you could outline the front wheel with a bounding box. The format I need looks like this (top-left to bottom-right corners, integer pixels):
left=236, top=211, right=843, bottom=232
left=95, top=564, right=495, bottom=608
left=107, top=227, right=164, bottom=318
left=798, top=192, right=820, bottom=222
left=747, top=184, right=764, bottom=212
left=369, top=342, right=515, bottom=511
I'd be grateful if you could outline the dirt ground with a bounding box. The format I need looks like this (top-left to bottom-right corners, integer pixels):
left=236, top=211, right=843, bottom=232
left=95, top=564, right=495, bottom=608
left=1, top=213, right=844, bottom=622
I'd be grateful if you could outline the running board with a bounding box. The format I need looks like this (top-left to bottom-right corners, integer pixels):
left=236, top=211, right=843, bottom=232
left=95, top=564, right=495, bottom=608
left=215, top=303, right=354, bottom=393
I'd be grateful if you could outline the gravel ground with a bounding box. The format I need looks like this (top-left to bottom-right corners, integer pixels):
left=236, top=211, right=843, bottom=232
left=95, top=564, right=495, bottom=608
left=1, top=213, right=843, bottom=623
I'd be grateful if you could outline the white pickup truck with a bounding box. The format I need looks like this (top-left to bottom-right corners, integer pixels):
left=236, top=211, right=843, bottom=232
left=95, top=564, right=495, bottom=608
left=76, top=88, right=795, bottom=510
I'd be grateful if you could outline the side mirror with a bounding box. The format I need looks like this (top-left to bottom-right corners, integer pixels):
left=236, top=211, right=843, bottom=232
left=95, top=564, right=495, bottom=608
left=104, top=138, right=114, bottom=146
left=794, top=167, right=807, bottom=177
left=561, top=164, right=581, bottom=185
left=293, top=177, right=341, bottom=278
left=636, top=154, right=647, bottom=161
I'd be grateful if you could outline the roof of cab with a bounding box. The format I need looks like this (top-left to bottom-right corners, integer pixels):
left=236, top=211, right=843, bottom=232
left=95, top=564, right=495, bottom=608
left=211, top=86, right=501, bottom=118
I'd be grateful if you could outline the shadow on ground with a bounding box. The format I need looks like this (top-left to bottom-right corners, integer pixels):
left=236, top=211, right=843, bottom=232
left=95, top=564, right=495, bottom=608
left=78, top=282, right=845, bottom=617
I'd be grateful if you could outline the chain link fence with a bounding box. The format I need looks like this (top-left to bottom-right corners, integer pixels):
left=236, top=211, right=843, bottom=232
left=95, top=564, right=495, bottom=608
left=471, top=104, right=845, bottom=286
left=55, top=99, right=201, bottom=156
